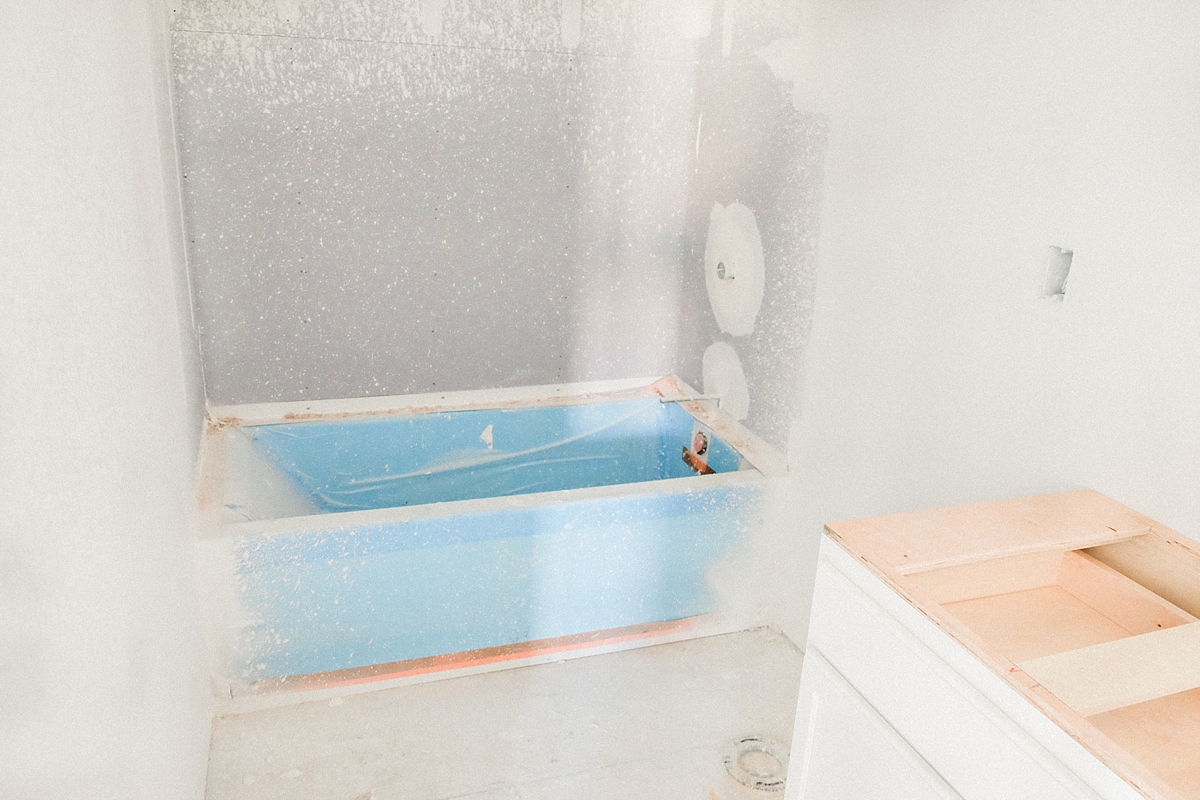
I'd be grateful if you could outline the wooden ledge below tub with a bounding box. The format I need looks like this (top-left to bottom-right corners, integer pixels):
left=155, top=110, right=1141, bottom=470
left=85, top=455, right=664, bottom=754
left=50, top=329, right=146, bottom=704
left=827, top=489, right=1200, bottom=800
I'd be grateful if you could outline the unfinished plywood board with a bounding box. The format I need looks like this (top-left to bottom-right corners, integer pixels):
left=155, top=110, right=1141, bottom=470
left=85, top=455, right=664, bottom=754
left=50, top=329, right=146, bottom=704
left=917, top=546, right=1196, bottom=664
left=826, top=491, right=1200, bottom=800
left=828, top=489, right=1150, bottom=573
left=1089, top=688, right=1200, bottom=800
left=945, top=586, right=1134, bottom=664
left=1060, top=550, right=1197, bottom=636
left=906, top=548, right=1064, bottom=604
left=1088, top=534, right=1200, bottom=620
left=1019, top=623, right=1200, bottom=717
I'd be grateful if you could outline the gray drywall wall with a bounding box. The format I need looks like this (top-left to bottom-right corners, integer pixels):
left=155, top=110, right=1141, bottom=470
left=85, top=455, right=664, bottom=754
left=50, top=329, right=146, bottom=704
left=172, top=0, right=823, bottom=451
left=681, top=50, right=826, bottom=451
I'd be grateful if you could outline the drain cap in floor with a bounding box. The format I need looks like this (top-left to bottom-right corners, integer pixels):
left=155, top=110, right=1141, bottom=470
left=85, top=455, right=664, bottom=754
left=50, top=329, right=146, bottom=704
left=724, top=735, right=788, bottom=792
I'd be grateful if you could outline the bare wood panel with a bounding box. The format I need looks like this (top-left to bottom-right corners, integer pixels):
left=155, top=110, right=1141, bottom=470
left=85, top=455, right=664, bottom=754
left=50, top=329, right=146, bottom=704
left=906, top=549, right=1063, bottom=604
left=1023, top=684, right=1187, bottom=800
left=1019, top=622, right=1200, bottom=717
left=1088, top=533, right=1200, bottom=621
left=1089, top=688, right=1200, bottom=800
left=828, top=490, right=1152, bottom=573
left=1060, top=550, right=1197, bottom=635
left=825, top=492, right=1200, bottom=800
left=945, top=586, right=1133, bottom=664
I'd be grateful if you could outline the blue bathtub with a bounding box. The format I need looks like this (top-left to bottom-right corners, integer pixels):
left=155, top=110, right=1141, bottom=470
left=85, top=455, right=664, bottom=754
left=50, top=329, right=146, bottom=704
left=199, top=382, right=774, bottom=692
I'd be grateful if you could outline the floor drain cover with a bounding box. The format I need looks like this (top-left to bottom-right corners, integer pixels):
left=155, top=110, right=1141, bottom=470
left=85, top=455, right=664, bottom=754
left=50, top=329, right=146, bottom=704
left=724, top=735, right=788, bottom=792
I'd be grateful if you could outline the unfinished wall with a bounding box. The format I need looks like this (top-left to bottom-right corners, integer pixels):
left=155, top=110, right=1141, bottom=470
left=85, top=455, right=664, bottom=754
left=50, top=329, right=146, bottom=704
left=170, top=0, right=824, bottom=451
left=0, top=0, right=210, bottom=796
left=777, top=0, right=1200, bottom=644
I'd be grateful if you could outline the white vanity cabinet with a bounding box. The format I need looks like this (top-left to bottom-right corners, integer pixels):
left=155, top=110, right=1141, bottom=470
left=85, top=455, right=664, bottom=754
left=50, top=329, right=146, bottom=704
left=787, top=491, right=1200, bottom=800
left=790, top=648, right=963, bottom=800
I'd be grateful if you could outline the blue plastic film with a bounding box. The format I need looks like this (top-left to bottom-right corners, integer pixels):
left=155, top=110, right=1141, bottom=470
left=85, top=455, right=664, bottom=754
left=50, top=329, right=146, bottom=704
left=226, top=483, right=764, bottom=680
left=248, top=399, right=742, bottom=512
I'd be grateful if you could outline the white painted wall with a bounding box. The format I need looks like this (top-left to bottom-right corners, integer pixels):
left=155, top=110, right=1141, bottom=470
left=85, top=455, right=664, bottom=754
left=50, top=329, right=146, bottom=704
left=776, top=0, right=1200, bottom=645
left=0, top=1, right=210, bottom=797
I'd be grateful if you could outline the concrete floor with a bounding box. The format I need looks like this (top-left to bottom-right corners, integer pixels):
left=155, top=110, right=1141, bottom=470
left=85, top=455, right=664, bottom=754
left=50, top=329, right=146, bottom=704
left=206, top=628, right=804, bottom=800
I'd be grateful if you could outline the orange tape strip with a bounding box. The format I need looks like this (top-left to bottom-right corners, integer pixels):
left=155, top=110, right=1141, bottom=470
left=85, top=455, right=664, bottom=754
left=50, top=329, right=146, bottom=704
left=233, top=615, right=713, bottom=697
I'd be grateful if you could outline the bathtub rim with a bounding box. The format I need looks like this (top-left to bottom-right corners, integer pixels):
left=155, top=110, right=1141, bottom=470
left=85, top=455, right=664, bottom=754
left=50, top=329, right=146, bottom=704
left=206, top=466, right=768, bottom=541
left=204, top=375, right=783, bottom=473
left=207, top=375, right=667, bottom=426
left=197, top=375, right=787, bottom=538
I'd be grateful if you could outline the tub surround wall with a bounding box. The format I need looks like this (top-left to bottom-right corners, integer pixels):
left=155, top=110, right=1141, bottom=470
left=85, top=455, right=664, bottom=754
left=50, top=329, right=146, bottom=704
left=170, top=0, right=824, bottom=453
left=0, top=0, right=209, bottom=797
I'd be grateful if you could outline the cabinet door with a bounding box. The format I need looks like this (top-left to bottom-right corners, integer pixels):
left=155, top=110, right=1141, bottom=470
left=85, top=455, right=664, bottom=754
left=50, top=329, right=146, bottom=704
left=809, top=543, right=1136, bottom=800
left=787, top=651, right=962, bottom=800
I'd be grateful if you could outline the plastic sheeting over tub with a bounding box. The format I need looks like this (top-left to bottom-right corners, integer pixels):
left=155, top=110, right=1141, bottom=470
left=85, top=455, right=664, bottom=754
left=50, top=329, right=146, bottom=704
left=197, top=380, right=780, bottom=695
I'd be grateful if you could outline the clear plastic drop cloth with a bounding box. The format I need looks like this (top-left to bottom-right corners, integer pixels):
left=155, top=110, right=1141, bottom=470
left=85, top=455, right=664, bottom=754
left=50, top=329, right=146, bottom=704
left=248, top=398, right=744, bottom=513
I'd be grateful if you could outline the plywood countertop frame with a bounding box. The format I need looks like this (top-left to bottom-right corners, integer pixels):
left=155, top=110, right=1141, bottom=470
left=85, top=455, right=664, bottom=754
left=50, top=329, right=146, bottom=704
left=826, top=490, right=1200, bottom=800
